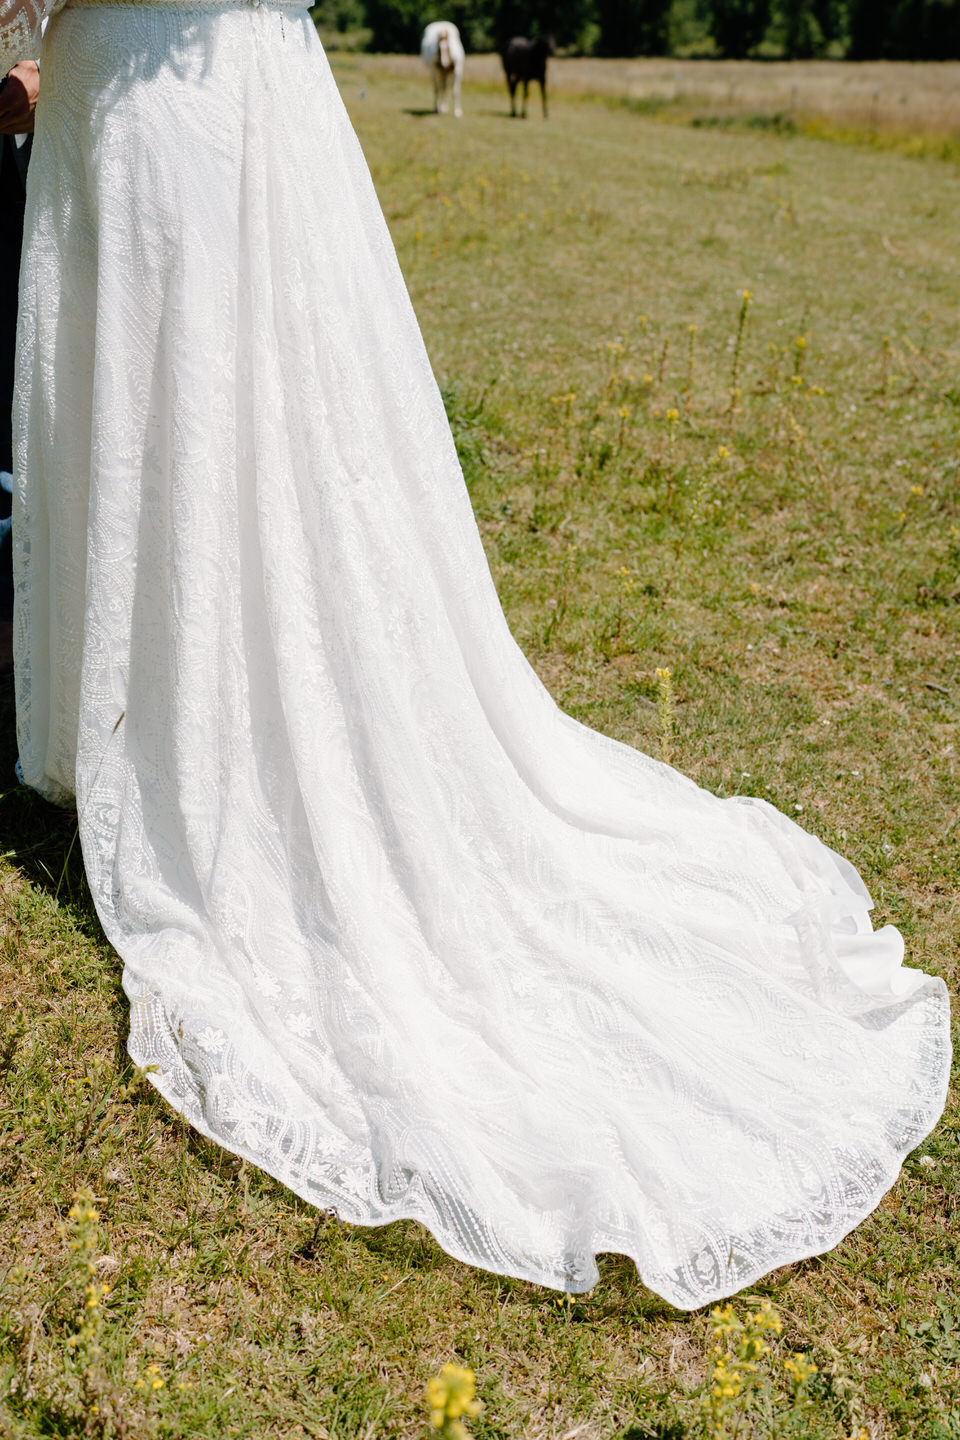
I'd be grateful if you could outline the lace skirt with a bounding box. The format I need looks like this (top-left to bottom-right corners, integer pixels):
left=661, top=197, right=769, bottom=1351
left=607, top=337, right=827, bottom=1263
left=13, top=0, right=950, bottom=1308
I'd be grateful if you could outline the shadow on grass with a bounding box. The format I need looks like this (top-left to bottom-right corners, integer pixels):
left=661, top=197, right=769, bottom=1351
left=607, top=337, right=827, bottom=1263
left=0, top=781, right=88, bottom=911
left=400, top=107, right=516, bottom=119
left=0, top=678, right=91, bottom=917
left=3, top=1390, right=87, bottom=1438
left=0, top=675, right=124, bottom=1078
left=620, top=1425, right=686, bottom=1440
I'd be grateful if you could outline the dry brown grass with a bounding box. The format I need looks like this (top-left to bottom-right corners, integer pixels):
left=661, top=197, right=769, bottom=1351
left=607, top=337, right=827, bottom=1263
left=362, top=52, right=960, bottom=140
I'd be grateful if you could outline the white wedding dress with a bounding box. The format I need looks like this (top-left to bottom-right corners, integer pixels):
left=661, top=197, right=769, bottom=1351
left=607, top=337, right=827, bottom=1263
left=0, top=0, right=950, bottom=1310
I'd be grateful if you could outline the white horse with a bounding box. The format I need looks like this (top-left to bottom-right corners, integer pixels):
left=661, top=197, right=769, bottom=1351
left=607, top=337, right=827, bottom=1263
left=420, top=21, right=464, bottom=119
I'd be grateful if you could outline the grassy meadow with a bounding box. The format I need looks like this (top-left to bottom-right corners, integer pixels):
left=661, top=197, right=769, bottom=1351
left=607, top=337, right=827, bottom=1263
left=2, top=55, right=960, bottom=1440
left=362, top=52, right=960, bottom=147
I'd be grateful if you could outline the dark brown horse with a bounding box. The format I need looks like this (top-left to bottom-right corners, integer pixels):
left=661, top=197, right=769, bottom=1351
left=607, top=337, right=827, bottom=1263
left=502, top=34, right=556, bottom=119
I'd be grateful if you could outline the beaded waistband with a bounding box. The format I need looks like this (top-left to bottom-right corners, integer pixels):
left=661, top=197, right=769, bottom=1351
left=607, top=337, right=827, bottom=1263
left=63, top=0, right=309, bottom=9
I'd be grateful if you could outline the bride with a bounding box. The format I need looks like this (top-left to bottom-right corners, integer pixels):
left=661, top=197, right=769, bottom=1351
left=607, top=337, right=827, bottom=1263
left=0, top=0, right=949, bottom=1311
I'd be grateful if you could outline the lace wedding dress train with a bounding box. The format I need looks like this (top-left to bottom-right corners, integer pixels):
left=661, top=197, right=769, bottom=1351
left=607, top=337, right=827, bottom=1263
left=1, top=0, right=950, bottom=1309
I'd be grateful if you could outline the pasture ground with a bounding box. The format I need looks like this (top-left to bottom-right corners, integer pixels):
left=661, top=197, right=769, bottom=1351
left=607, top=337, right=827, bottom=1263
left=344, top=52, right=960, bottom=153
left=1, top=56, right=959, bottom=1440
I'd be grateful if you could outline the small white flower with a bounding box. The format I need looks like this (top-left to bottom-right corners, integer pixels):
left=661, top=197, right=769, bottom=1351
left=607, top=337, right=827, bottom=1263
left=794, top=803, right=804, bottom=813
left=196, top=1027, right=226, bottom=1055
left=251, top=964, right=280, bottom=998
left=385, top=604, right=406, bottom=643
left=918, top=1372, right=933, bottom=1388
left=337, top=1166, right=369, bottom=1198
left=918, top=1155, right=936, bottom=1171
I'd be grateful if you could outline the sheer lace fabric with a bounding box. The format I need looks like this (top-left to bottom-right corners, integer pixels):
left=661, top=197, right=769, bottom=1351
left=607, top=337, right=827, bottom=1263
left=6, top=0, right=950, bottom=1308
left=0, top=0, right=55, bottom=68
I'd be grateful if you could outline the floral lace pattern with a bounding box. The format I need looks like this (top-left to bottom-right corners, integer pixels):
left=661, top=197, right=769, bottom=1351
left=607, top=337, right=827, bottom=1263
left=0, top=0, right=53, bottom=68
left=6, top=0, right=951, bottom=1308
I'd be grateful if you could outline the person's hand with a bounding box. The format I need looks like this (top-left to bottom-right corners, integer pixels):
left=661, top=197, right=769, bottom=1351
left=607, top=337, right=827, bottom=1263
left=0, top=61, right=40, bottom=135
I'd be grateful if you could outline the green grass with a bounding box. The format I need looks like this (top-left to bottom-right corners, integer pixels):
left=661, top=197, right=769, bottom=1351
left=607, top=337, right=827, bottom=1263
left=2, top=61, right=959, bottom=1440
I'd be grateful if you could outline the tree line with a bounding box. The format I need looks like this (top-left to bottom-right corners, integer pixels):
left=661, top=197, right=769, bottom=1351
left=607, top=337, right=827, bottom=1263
left=316, top=0, right=960, bottom=58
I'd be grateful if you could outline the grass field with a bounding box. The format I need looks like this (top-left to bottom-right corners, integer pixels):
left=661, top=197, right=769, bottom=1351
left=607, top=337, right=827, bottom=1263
left=333, top=50, right=960, bottom=163
left=2, top=56, right=959, bottom=1440
left=362, top=51, right=960, bottom=141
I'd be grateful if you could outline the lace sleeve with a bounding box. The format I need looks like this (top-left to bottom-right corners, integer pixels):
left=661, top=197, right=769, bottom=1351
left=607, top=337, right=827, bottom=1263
left=0, top=0, right=60, bottom=71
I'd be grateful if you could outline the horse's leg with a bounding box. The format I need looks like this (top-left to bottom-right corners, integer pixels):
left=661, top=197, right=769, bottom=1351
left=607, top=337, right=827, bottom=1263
left=433, top=68, right=441, bottom=113
left=541, top=74, right=548, bottom=119
left=507, top=75, right=517, bottom=116
left=522, top=78, right=528, bottom=118
left=453, top=65, right=462, bottom=118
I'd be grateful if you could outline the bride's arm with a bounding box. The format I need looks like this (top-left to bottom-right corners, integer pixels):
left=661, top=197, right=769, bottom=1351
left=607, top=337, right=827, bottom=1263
left=0, top=0, right=59, bottom=74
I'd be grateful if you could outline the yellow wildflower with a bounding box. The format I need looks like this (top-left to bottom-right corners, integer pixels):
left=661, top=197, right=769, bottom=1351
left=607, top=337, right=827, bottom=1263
left=710, top=1304, right=738, bottom=1338
left=711, top=1358, right=742, bottom=1400
left=426, top=1364, right=482, bottom=1432
left=754, top=1299, right=783, bottom=1334
left=784, top=1352, right=818, bottom=1385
